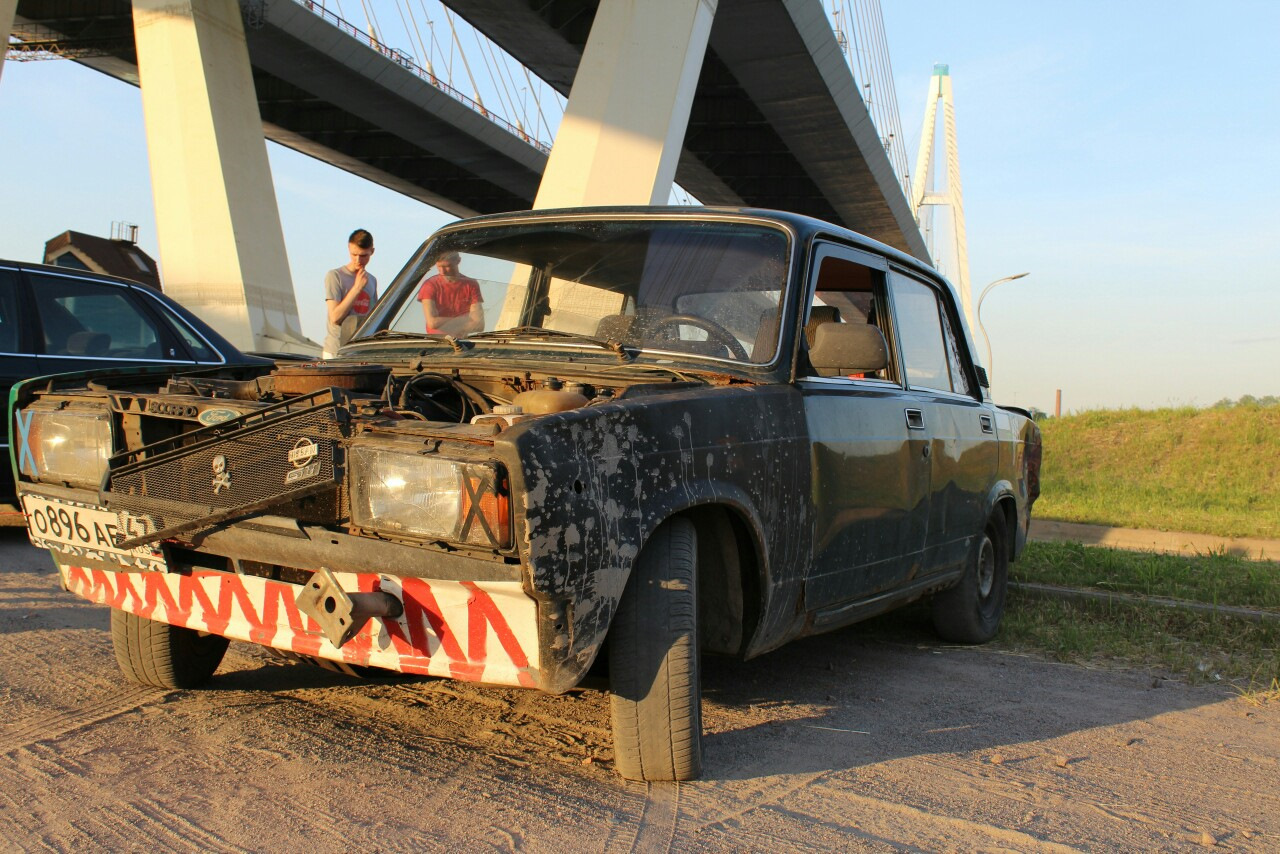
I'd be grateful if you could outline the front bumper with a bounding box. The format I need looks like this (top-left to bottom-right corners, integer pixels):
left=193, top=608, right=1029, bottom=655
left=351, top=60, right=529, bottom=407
left=57, top=560, right=539, bottom=688
left=24, top=483, right=543, bottom=689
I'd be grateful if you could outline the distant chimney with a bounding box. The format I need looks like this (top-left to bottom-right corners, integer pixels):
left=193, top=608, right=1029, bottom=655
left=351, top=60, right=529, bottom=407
left=111, top=221, right=140, bottom=244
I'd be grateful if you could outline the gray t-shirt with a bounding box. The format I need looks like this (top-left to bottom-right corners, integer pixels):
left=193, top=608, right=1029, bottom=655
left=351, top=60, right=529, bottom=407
left=323, top=266, right=377, bottom=355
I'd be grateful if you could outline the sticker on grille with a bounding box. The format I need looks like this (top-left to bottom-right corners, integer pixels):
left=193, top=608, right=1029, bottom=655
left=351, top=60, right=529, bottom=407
left=107, top=391, right=348, bottom=547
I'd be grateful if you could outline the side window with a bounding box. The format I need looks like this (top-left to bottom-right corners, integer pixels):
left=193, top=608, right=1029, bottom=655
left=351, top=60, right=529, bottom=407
left=152, top=299, right=218, bottom=361
left=939, top=305, right=975, bottom=396
left=28, top=274, right=166, bottom=359
left=888, top=273, right=950, bottom=391
left=803, top=247, right=892, bottom=381
left=0, top=270, right=23, bottom=353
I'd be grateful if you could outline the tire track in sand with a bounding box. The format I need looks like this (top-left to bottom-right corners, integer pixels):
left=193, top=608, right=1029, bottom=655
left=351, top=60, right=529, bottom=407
left=0, top=685, right=167, bottom=756
left=605, top=781, right=682, bottom=853
left=6, top=743, right=249, bottom=854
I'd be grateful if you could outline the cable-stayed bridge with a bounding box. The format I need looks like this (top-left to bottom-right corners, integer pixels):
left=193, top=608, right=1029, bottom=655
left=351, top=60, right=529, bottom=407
left=6, top=0, right=927, bottom=351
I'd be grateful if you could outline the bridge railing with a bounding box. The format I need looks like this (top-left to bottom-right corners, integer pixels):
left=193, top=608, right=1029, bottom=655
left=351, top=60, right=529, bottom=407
left=295, top=0, right=552, bottom=154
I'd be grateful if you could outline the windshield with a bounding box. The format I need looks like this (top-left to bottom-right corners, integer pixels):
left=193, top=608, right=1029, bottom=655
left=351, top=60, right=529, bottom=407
left=357, top=217, right=792, bottom=364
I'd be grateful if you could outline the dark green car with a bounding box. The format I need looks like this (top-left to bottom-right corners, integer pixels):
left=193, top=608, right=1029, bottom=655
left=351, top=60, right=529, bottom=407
left=12, top=207, right=1041, bottom=781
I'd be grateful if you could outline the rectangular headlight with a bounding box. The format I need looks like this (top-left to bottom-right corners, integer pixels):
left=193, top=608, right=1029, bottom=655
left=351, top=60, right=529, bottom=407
left=17, top=407, right=112, bottom=490
left=349, top=445, right=510, bottom=548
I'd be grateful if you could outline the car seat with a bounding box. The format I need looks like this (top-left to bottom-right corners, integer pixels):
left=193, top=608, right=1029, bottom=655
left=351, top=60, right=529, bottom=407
left=65, top=331, right=111, bottom=356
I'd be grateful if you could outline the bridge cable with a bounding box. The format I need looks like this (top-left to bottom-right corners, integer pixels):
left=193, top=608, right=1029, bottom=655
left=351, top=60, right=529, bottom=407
left=418, top=2, right=452, bottom=86
left=359, top=0, right=384, bottom=46
left=479, top=33, right=523, bottom=131
left=442, top=7, right=484, bottom=110
left=520, top=63, right=554, bottom=144
left=393, top=0, right=429, bottom=75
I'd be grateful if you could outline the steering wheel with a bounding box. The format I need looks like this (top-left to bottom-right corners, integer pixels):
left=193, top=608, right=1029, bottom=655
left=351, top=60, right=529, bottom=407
left=650, top=314, right=750, bottom=361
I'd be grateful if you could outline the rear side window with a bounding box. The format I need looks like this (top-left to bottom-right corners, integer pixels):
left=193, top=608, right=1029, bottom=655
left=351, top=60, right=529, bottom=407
left=28, top=274, right=166, bottom=359
left=888, top=273, right=950, bottom=391
left=939, top=306, right=975, bottom=396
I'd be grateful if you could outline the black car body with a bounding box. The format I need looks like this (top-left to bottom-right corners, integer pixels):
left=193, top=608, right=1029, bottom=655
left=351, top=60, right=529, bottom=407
left=12, top=208, right=1041, bottom=781
left=0, top=260, right=269, bottom=504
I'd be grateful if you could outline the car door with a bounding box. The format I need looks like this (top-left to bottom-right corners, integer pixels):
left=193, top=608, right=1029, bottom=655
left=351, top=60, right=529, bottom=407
left=799, top=243, right=932, bottom=612
left=886, top=268, right=998, bottom=574
left=0, top=265, right=39, bottom=504
left=24, top=270, right=196, bottom=377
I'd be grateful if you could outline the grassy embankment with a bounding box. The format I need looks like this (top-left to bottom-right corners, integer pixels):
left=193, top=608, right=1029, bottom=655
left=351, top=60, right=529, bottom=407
left=1032, top=402, right=1280, bottom=539
left=999, top=401, right=1279, bottom=688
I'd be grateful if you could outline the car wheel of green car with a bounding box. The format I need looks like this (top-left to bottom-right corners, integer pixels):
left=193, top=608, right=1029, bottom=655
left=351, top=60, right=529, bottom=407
left=111, top=609, right=229, bottom=689
left=931, top=512, right=1009, bottom=644
left=608, top=517, right=703, bottom=782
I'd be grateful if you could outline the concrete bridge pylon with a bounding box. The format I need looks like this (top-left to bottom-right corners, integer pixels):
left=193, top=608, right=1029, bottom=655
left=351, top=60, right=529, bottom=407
left=0, top=0, right=15, bottom=85
left=132, top=0, right=316, bottom=356
left=534, top=0, right=717, bottom=209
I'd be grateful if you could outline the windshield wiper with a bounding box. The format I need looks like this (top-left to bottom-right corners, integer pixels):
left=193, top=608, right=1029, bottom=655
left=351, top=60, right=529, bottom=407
left=466, top=327, right=633, bottom=361
left=362, top=330, right=468, bottom=352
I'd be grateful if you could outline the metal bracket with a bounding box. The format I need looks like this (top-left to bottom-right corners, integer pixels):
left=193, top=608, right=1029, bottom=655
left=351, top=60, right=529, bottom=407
left=296, top=566, right=404, bottom=648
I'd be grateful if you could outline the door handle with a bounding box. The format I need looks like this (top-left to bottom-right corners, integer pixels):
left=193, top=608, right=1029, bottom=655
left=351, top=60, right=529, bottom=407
left=905, top=408, right=925, bottom=430
left=979, top=414, right=994, bottom=434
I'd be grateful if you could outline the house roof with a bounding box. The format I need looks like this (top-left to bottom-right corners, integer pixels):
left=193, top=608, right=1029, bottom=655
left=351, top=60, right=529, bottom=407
left=43, top=230, right=162, bottom=290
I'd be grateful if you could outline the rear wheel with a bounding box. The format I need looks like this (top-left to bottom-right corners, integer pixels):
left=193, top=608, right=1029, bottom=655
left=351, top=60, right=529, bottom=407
left=608, top=518, right=702, bottom=781
left=931, top=512, right=1009, bottom=643
left=110, top=609, right=229, bottom=689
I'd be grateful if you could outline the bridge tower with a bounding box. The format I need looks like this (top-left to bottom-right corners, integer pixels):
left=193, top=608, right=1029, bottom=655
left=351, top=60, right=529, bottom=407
left=0, top=0, right=13, bottom=84
left=534, top=0, right=715, bottom=209
left=130, top=0, right=316, bottom=356
left=910, top=63, right=973, bottom=329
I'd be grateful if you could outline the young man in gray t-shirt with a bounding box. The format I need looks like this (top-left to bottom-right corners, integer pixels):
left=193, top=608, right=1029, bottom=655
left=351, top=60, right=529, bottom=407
left=323, top=228, right=378, bottom=357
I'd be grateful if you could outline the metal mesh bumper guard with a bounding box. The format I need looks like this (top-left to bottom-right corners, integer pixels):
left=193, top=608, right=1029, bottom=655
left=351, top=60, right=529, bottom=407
left=107, top=390, right=348, bottom=548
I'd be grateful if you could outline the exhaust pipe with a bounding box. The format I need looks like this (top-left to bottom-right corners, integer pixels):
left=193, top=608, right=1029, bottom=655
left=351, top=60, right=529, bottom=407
left=296, top=566, right=404, bottom=648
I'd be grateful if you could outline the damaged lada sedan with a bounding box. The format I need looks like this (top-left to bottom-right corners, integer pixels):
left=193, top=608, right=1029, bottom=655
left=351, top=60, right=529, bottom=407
left=12, top=207, right=1041, bottom=781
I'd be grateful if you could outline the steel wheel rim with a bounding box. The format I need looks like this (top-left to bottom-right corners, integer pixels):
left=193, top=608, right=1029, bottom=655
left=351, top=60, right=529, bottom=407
left=977, top=536, right=996, bottom=599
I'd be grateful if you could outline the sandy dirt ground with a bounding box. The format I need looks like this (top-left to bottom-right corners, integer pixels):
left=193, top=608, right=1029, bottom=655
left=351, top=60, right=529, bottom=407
left=0, top=528, right=1275, bottom=852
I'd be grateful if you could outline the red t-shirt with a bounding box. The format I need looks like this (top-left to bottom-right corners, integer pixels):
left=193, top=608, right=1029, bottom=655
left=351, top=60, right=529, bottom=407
left=417, top=274, right=481, bottom=331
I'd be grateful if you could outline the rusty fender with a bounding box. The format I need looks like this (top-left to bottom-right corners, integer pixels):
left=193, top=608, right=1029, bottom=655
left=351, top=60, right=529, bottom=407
left=495, top=384, right=813, bottom=694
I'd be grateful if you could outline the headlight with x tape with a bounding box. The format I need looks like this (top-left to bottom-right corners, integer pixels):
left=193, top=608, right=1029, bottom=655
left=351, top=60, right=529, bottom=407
left=348, top=443, right=511, bottom=549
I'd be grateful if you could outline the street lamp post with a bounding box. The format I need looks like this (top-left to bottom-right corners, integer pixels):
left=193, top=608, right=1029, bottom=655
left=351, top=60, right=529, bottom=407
left=975, top=272, right=1029, bottom=379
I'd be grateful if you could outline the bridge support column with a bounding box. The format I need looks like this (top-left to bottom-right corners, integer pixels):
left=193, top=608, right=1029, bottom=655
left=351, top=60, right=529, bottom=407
left=0, top=0, right=15, bottom=85
left=132, top=0, right=316, bottom=355
left=534, top=0, right=716, bottom=208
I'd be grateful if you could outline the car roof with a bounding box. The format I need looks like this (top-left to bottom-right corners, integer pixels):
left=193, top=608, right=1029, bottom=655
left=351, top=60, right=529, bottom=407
left=435, top=205, right=952, bottom=295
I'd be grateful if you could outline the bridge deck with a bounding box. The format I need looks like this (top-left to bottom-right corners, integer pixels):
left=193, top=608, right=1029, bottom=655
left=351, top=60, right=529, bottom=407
left=14, top=0, right=926, bottom=257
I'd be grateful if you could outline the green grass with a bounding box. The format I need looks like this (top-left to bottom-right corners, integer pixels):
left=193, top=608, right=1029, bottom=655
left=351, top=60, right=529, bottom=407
left=999, top=541, right=1280, bottom=687
left=1236, top=679, right=1280, bottom=706
left=1034, top=402, right=1280, bottom=539
left=1013, top=541, right=1280, bottom=609
left=998, top=591, right=1280, bottom=687
left=1009, top=402, right=1280, bottom=685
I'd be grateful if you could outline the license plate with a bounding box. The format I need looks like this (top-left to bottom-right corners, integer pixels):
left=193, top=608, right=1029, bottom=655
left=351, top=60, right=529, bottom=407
left=21, top=495, right=167, bottom=572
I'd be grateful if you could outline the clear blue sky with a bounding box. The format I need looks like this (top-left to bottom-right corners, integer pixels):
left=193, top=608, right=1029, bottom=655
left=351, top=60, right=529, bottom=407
left=2, top=1, right=1276, bottom=412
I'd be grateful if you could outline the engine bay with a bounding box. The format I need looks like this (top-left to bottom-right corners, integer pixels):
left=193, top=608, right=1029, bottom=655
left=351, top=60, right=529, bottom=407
left=144, top=360, right=688, bottom=429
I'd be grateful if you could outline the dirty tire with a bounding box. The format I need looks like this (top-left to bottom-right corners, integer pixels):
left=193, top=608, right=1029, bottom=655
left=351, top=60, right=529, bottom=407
left=609, top=517, right=702, bottom=782
left=110, top=609, right=229, bottom=689
left=932, top=513, right=1009, bottom=644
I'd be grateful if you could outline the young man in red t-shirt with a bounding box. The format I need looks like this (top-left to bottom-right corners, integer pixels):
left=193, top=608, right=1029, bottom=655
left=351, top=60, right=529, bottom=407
left=417, top=251, right=484, bottom=335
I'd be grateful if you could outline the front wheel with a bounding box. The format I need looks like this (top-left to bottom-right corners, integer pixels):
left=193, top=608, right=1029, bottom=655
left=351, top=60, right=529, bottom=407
left=931, top=512, right=1009, bottom=644
left=608, top=518, right=702, bottom=781
left=110, top=609, right=229, bottom=689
